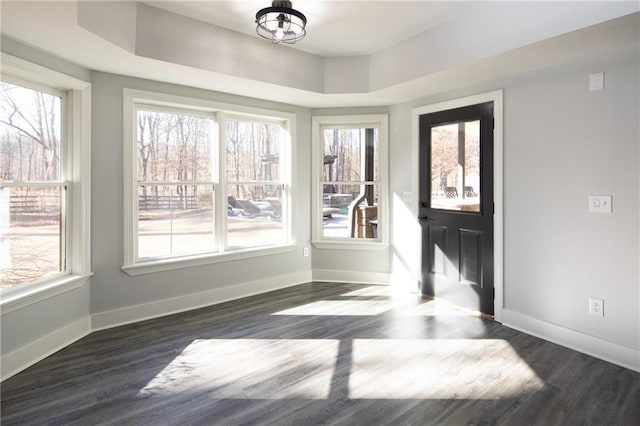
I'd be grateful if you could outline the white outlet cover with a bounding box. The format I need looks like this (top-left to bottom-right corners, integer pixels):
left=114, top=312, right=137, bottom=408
left=589, top=297, right=604, bottom=317
left=403, top=191, right=412, bottom=203
left=589, top=72, right=604, bottom=91
left=588, top=195, right=612, bottom=213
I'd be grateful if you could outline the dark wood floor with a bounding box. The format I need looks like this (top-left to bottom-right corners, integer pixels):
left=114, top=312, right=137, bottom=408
left=1, top=282, right=638, bottom=425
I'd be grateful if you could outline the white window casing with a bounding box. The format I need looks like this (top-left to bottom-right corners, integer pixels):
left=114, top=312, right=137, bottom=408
left=311, top=114, right=389, bottom=250
left=122, top=89, right=296, bottom=275
left=0, top=53, right=91, bottom=314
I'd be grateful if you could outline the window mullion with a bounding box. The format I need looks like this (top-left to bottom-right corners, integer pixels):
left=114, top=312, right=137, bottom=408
left=217, top=112, right=227, bottom=252
left=283, top=124, right=292, bottom=243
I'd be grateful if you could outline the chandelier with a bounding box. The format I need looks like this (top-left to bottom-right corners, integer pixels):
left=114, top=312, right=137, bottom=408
left=255, top=1, right=307, bottom=44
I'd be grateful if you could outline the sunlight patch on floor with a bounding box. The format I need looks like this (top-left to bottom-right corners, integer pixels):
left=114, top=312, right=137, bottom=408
left=349, top=339, right=544, bottom=400
left=272, top=299, right=393, bottom=316
left=340, top=286, right=393, bottom=297
left=137, top=339, right=339, bottom=400
left=398, top=299, right=484, bottom=317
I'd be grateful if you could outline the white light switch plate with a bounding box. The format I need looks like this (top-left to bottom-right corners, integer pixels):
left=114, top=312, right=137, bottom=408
left=588, top=195, right=612, bottom=213
left=589, top=72, right=604, bottom=91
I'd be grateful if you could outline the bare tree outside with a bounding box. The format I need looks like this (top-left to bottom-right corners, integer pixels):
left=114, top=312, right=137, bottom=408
left=321, top=128, right=379, bottom=239
left=1, top=81, right=64, bottom=288
left=225, top=118, right=284, bottom=248
left=136, top=109, right=215, bottom=259
left=430, top=121, right=480, bottom=211
left=135, top=111, right=286, bottom=259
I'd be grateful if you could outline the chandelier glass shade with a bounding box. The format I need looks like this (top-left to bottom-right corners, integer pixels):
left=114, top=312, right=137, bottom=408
left=255, top=1, right=307, bottom=44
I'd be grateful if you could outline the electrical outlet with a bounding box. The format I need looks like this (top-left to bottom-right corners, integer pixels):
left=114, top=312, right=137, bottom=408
left=303, top=247, right=309, bottom=257
left=589, top=297, right=604, bottom=317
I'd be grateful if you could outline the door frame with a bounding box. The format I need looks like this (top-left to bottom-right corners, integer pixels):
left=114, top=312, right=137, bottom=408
left=411, top=90, right=503, bottom=322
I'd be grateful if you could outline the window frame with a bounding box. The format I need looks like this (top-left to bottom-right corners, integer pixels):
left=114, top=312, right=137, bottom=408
left=0, top=53, right=92, bottom=313
left=122, top=89, right=296, bottom=276
left=311, top=114, right=389, bottom=250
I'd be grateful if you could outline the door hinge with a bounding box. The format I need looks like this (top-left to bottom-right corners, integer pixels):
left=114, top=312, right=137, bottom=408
left=492, top=287, right=495, bottom=300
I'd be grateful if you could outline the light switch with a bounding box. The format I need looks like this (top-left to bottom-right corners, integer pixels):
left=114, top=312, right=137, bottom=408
left=588, top=195, right=612, bottom=213
left=589, top=72, right=604, bottom=91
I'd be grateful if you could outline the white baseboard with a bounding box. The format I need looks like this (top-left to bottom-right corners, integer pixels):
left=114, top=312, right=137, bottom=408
left=312, top=269, right=390, bottom=285
left=91, top=270, right=313, bottom=331
left=1, top=317, right=91, bottom=381
left=502, top=309, right=640, bottom=373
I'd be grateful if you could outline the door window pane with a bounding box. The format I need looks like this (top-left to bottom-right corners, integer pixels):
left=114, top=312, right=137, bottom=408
left=137, top=184, right=215, bottom=259
left=1, top=186, right=64, bottom=287
left=430, top=120, right=480, bottom=212
left=227, top=184, right=283, bottom=248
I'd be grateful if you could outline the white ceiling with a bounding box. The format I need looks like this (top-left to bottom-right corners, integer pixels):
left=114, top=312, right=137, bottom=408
left=1, top=1, right=638, bottom=107
left=142, top=1, right=470, bottom=57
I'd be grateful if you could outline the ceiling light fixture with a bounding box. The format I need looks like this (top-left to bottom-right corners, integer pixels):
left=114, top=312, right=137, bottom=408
left=255, top=1, right=307, bottom=44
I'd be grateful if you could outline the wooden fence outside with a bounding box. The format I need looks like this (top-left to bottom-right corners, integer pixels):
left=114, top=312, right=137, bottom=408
left=8, top=195, right=60, bottom=213
left=6, top=194, right=199, bottom=212
left=138, top=194, right=198, bottom=210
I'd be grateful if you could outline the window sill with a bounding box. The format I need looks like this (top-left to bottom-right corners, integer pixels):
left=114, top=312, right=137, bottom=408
left=122, top=244, right=298, bottom=276
left=311, top=240, right=389, bottom=251
left=0, top=273, right=92, bottom=315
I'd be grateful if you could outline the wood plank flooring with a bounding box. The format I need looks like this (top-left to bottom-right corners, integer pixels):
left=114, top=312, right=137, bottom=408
left=1, top=282, right=639, bottom=425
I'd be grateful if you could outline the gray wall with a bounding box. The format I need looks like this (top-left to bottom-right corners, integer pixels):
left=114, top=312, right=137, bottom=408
left=89, top=71, right=313, bottom=317
left=502, top=55, right=639, bottom=349
left=389, top=50, right=639, bottom=352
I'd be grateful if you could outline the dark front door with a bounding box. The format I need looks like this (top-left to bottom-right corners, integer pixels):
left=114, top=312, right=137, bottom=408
left=419, top=102, right=494, bottom=315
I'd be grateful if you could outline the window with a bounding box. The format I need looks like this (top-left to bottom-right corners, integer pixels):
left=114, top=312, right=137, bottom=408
left=123, top=90, right=293, bottom=274
left=0, top=54, right=91, bottom=309
left=1, top=81, right=65, bottom=286
left=311, top=115, right=388, bottom=248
